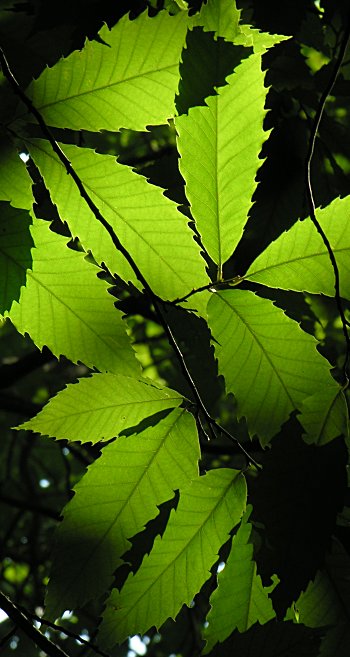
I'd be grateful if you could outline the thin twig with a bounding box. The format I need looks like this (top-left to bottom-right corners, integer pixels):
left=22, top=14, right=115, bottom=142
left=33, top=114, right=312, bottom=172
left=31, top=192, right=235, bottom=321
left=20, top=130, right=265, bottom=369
left=305, top=16, right=350, bottom=385
left=0, top=46, right=260, bottom=469
left=21, top=609, right=111, bottom=657
left=0, top=592, right=70, bottom=657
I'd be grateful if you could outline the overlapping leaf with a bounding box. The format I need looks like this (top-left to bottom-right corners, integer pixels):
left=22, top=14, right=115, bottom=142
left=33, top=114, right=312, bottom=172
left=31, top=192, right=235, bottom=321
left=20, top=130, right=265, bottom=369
left=193, top=0, right=241, bottom=42
left=100, top=468, right=247, bottom=647
left=299, top=385, right=348, bottom=446
left=0, top=202, right=33, bottom=314
left=176, top=52, right=268, bottom=273
left=295, top=541, right=350, bottom=657
left=23, top=10, right=188, bottom=132
left=245, top=196, right=350, bottom=300
left=207, top=289, right=338, bottom=444
left=19, top=372, right=183, bottom=442
left=194, top=0, right=289, bottom=53
left=204, top=507, right=276, bottom=653
left=27, top=140, right=208, bottom=299
left=0, top=131, right=32, bottom=209
left=8, top=216, right=139, bottom=375
left=45, top=408, right=200, bottom=617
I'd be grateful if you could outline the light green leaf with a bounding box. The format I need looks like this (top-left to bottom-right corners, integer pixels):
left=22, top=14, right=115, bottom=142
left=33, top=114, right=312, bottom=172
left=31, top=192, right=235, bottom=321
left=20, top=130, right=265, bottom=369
left=193, top=0, right=289, bottom=50
left=204, top=506, right=276, bottom=653
left=237, top=25, right=291, bottom=52
left=193, top=0, right=241, bottom=42
left=45, top=408, right=199, bottom=617
left=207, top=289, right=336, bottom=444
left=27, top=140, right=208, bottom=300
left=19, top=372, right=183, bottom=443
left=299, top=385, right=348, bottom=446
left=8, top=216, right=139, bottom=376
left=100, top=468, right=247, bottom=647
left=245, top=196, right=350, bottom=299
left=23, top=10, right=188, bottom=132
left=0, top=202, right=33, bottom=314
left=176, top=52, right=268, bottom=273
left=0, top=131, right=32, bottom=209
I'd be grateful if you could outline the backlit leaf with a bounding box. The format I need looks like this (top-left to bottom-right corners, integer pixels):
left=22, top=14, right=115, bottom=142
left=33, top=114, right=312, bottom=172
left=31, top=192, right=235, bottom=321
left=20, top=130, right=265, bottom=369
left=8, top=217, right=139, bottom=375
left=26, top=140, right=208, bottom=299
left=19, top=373, right=183, bottom=443
left=207, top=289, right=336, bottom=444
left=245, top=196, right=350, bottom=300
left=176, top=53, right=268, bottom=273
left=23, top=10, right=189, bottom=132
left=204, top=506, right=276, bottom=653
left=45, top=408, right=199, bottom=616
left=100, top=468, right=247, bottom=647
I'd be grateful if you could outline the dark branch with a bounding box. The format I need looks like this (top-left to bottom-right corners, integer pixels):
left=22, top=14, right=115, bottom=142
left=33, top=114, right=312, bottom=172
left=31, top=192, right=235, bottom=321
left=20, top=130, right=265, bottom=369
left=305, top=15, right=350, bottom=385
left=0, top=45, right=261, bottom=469
left=0, top=347, right=53, bottom=390
left=0, top=493, right=61, bottom=521
left=0, top=592, right=70, bottom=657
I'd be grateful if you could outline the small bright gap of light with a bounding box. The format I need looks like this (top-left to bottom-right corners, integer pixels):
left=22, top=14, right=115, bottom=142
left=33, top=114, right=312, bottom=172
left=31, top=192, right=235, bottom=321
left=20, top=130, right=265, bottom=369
left=39, top=478, right=50, bottom=488
left=79, top=629, right=90, bottom=642
left=129, top=635, right=147, bottom=655
left=217, top=561, right=225, bottom=573
left=61, top=610, right=73, bottom=620
left=0, top=609, right=9, bottom=624
left=19, top=152, right=30, bottom=163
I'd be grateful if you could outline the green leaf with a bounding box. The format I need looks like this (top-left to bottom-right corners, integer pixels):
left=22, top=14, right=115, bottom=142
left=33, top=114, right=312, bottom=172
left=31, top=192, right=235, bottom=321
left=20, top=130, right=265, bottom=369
left=295, top=540, right=350, bottom=657
left=24, top=10, right=188, bottom=132
left=0, top=131, right=32, bottom=209
left=19, top=373, right=183, bottom=443
left=7, top=217, right=139, bottom=375
left=100, top=468, right=247, bottom=647
left=207, top=289, right=336, bottom=444
left=204, top=506, right=276, bottom=653
left=45, top=408, right=199, bottom=617
left=299, top=385, right=349, bottom=446
left=237, top=25, right=291, bottom=52
left=0, top=202, right=33, bottom=314
left=193, top=0, right=241, bottom=42
left=27, top=140, right=208, bottom=300
left=245, top=196, right=350, bottom=299
left=176, top=52, right=268, bottom=273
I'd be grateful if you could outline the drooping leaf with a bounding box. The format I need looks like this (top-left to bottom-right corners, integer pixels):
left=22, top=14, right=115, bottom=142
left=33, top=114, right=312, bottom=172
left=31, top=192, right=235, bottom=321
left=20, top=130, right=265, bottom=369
left=176, top=52, right=268, bottom=274
left=8, top=216, right=139, bottom=375
left=100, top=468, right=247, bottom=647
left=204, top=506, right=276, bottom=653
left=295, top=540, right=350, bottom=657
left=208, top=620, right=322, bottom=657
left=27, top=140, right=208, bottom=299
left=207, top=289, right=336, bottom=444
left=245, top=196, right=350, bottom=300
left=45, top=408, right=199, bottom=617
left=0, top=131, right=32, bottom=209
left=0, top=202, right=33, bottom=314
left=23, top=10, right=189, bottom=132
left=249, top=430, right=347, bottom=614
left=18, top=372, right=183, bottom=442
left=298, top=384, right=349, bottom=446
